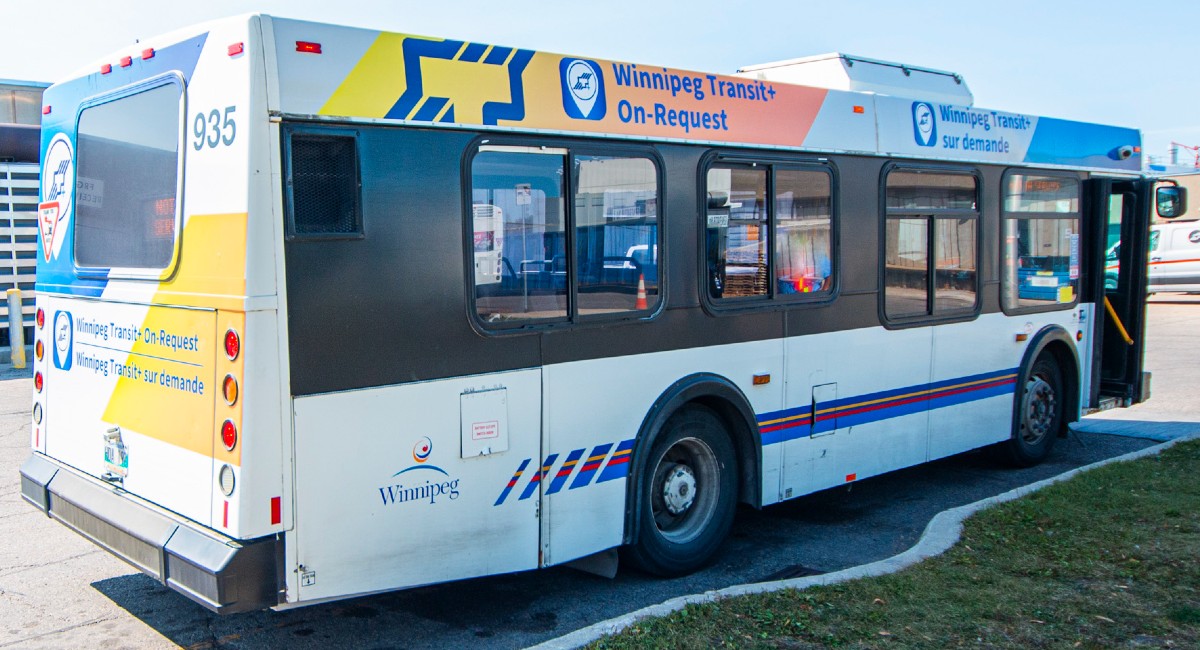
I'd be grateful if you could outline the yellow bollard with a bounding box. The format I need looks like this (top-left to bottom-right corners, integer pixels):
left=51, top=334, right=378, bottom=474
left=7, top=289, right=25, bottom=369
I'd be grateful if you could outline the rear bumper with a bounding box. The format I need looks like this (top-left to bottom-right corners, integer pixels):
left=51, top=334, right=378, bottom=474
left=20, top=453, right=282, bottom=614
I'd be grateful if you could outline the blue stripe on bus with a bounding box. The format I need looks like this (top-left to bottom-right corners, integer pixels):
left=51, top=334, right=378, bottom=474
left=495, top=368, right=1020, bottom=505
left=569, top=443, right=612, bottom=490
left=545, top=448, right=584, bottom=495
left=596, top=439, right=634, bottom=483
left=493, top=458, right=530, bottom=506
left=758, top=368, right=1019, bottom=445
left=519, top=453, right=557, bottom=501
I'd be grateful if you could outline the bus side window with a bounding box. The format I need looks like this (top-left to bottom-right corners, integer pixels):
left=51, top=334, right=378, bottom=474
left=999, top=173, right=1081, bottom=312
left=705, top=160, right=834, bottom=303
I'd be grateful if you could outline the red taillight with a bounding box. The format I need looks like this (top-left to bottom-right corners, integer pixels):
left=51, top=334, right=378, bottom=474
left=228, top=42, right=245, bottom=57
left=119, top=55, right=133, bottom=68
left=34, top=372, right=43, bottom=392
left=221, top=420, right=238, bottom=451
left=295, top=41, right=322, bottom=54
left=35, top=340, right=43, bottom=361
left=36, top=308, right=44, bottom=328
left=224, top=329, right=240, bottom=361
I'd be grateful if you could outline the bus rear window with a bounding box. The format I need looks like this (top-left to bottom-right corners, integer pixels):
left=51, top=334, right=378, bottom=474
left=75, top=82, right=181, bottom=270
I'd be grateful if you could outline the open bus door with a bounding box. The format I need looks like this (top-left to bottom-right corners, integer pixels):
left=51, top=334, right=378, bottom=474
left=1083, top=178, right=1152, bottom=408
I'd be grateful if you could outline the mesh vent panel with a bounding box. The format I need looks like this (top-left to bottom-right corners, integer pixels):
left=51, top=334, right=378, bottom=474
left=290, top=134, right=360, bottom=236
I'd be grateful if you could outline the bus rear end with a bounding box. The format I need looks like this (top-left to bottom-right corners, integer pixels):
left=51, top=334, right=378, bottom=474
left=20, top=15, right=285, bottom=613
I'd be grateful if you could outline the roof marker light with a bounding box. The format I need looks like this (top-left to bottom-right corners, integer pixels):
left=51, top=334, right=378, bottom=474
left=100, top=63, right=112, bottom=75
left=295, top=41, right=323, bottom=54
left=141, top=48, right=155, bottom=60
left=42, top=106, right=51, bottom=115
left=853, top=105, right=865, bottom=114
left=119, top=55, right=132, bottom=68
left=228, top=42, right=244, bottom=57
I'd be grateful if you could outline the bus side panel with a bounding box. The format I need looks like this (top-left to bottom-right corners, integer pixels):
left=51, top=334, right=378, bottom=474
left=780, top=325, right=932, bottom=499
left=291, top=370, right=540, bottom=602
left=540, top=339, right=784, bottom=567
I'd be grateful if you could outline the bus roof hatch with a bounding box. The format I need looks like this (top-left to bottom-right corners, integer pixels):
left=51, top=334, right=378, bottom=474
left=736, top=53, right=974, bottom=106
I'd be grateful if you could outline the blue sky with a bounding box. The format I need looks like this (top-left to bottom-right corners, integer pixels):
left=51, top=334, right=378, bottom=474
left=3, top=0, right=1196, bottom=167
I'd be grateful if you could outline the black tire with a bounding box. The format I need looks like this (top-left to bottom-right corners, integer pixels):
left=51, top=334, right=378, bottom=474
left=1001, top=355, right=1063, bottom=467
left=622, top=405, right=738, bottom=577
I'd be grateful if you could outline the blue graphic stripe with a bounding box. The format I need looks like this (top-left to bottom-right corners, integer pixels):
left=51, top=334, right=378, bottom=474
left=482, top=49, right=534, bottom=125
left=519, top=453, right=557, bottom=501
left=758, top=369, right=1019, bottom=445
left=459, top=42, right=487, bottom=63
left=493, top=458, right=530, bottom=506
left=596, top=439, right=634, bottom=483
left=569, top=443, right=612, bottom=490
left=411, top=97, right=448, bottom=122
left=546, top=448, right=584, bottom=495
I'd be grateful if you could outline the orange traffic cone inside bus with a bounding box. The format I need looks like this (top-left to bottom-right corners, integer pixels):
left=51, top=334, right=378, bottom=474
left=635, top=274, right=648, bottom=310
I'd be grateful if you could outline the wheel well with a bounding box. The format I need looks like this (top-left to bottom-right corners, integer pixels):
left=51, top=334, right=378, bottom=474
left=690, top=395, right=759, bottom=508
left=1022, top=328, right=1081, bottom=436
left=623, top=375, right=762, bottom=545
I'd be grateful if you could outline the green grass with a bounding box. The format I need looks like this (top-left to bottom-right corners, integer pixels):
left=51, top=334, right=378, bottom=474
left=590, top=439, right=1200, bottom=649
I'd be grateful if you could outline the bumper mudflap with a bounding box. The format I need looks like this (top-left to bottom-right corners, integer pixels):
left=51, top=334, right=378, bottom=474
left=20, top=453, right=282, bottom=614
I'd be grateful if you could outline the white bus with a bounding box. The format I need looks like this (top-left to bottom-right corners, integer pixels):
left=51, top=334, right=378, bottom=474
left=21, top=15, right=1185, bottom=612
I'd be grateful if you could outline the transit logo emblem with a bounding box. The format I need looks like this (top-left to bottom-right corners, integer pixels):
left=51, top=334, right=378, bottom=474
left=40, top=134, right=74, bottom=261
left=560, top=58, right=606, bottom=120
left=378, top=436, right=461, bottom=507
left=912, top=101, right=937, bottom=147
left=53, top=310, right=73, bottom=370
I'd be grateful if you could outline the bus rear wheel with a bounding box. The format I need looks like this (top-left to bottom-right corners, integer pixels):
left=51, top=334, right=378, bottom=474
left=623, top=405, right=737, bottom=577
left=1002, top=355, right=1063, bottom=467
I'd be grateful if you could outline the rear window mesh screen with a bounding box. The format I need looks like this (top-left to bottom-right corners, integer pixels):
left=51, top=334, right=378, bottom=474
left=288, top=133, right=360, bottom=236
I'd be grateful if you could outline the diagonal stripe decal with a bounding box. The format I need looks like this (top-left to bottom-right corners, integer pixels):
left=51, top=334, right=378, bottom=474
left=494, top=369, right=1019, bottom=505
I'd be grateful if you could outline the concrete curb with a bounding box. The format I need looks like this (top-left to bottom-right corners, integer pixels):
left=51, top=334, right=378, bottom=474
left=530, top=431, right=1200, bottom=650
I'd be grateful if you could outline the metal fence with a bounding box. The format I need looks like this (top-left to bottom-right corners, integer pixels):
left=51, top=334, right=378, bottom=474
left=0, top=162, right=38, bottom=347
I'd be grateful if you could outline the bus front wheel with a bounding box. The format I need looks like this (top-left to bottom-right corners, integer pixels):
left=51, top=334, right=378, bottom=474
left=1002, top=355, right=1063, bottom=467
left=623, top=405, right=737, bottom=577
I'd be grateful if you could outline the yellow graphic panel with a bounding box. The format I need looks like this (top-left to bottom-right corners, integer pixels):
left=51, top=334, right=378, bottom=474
left=101, top=305, right=216, bottom=458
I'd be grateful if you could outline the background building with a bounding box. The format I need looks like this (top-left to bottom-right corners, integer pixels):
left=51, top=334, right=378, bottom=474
left=0, top=79, right=48, bottom=349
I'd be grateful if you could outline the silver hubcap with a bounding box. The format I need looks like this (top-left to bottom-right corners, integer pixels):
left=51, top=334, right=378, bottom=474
left=651, top=437, right=720, bottom=544
left=661, top=464, right=697, bottom=516
left=1021, top=375, right=1056, bottom=444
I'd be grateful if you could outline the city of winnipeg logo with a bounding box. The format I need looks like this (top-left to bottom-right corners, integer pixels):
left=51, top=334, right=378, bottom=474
left=912, top=101, right=937, bottom=147
left=378, top=437, right=460, bottom=507
left=560, top=58, right=606, bottom=120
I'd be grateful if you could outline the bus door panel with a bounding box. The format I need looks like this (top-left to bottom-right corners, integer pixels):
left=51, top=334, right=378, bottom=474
left=1083, top=179, right=1151, bottom=406
left=927, top=315, right=1023, bottom=460
left=781, top=327, right=931, bottom=498
left=290, top=369, right=542, bottom=602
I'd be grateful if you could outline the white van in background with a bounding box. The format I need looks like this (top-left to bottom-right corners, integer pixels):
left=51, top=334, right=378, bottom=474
left=1149, top=221, right=1200, bottom=293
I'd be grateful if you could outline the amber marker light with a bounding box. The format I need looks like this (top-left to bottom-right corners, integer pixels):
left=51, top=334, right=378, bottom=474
left=222, top=374, right=239, bottom=406
left=35, top=340, right=43, bottom=361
